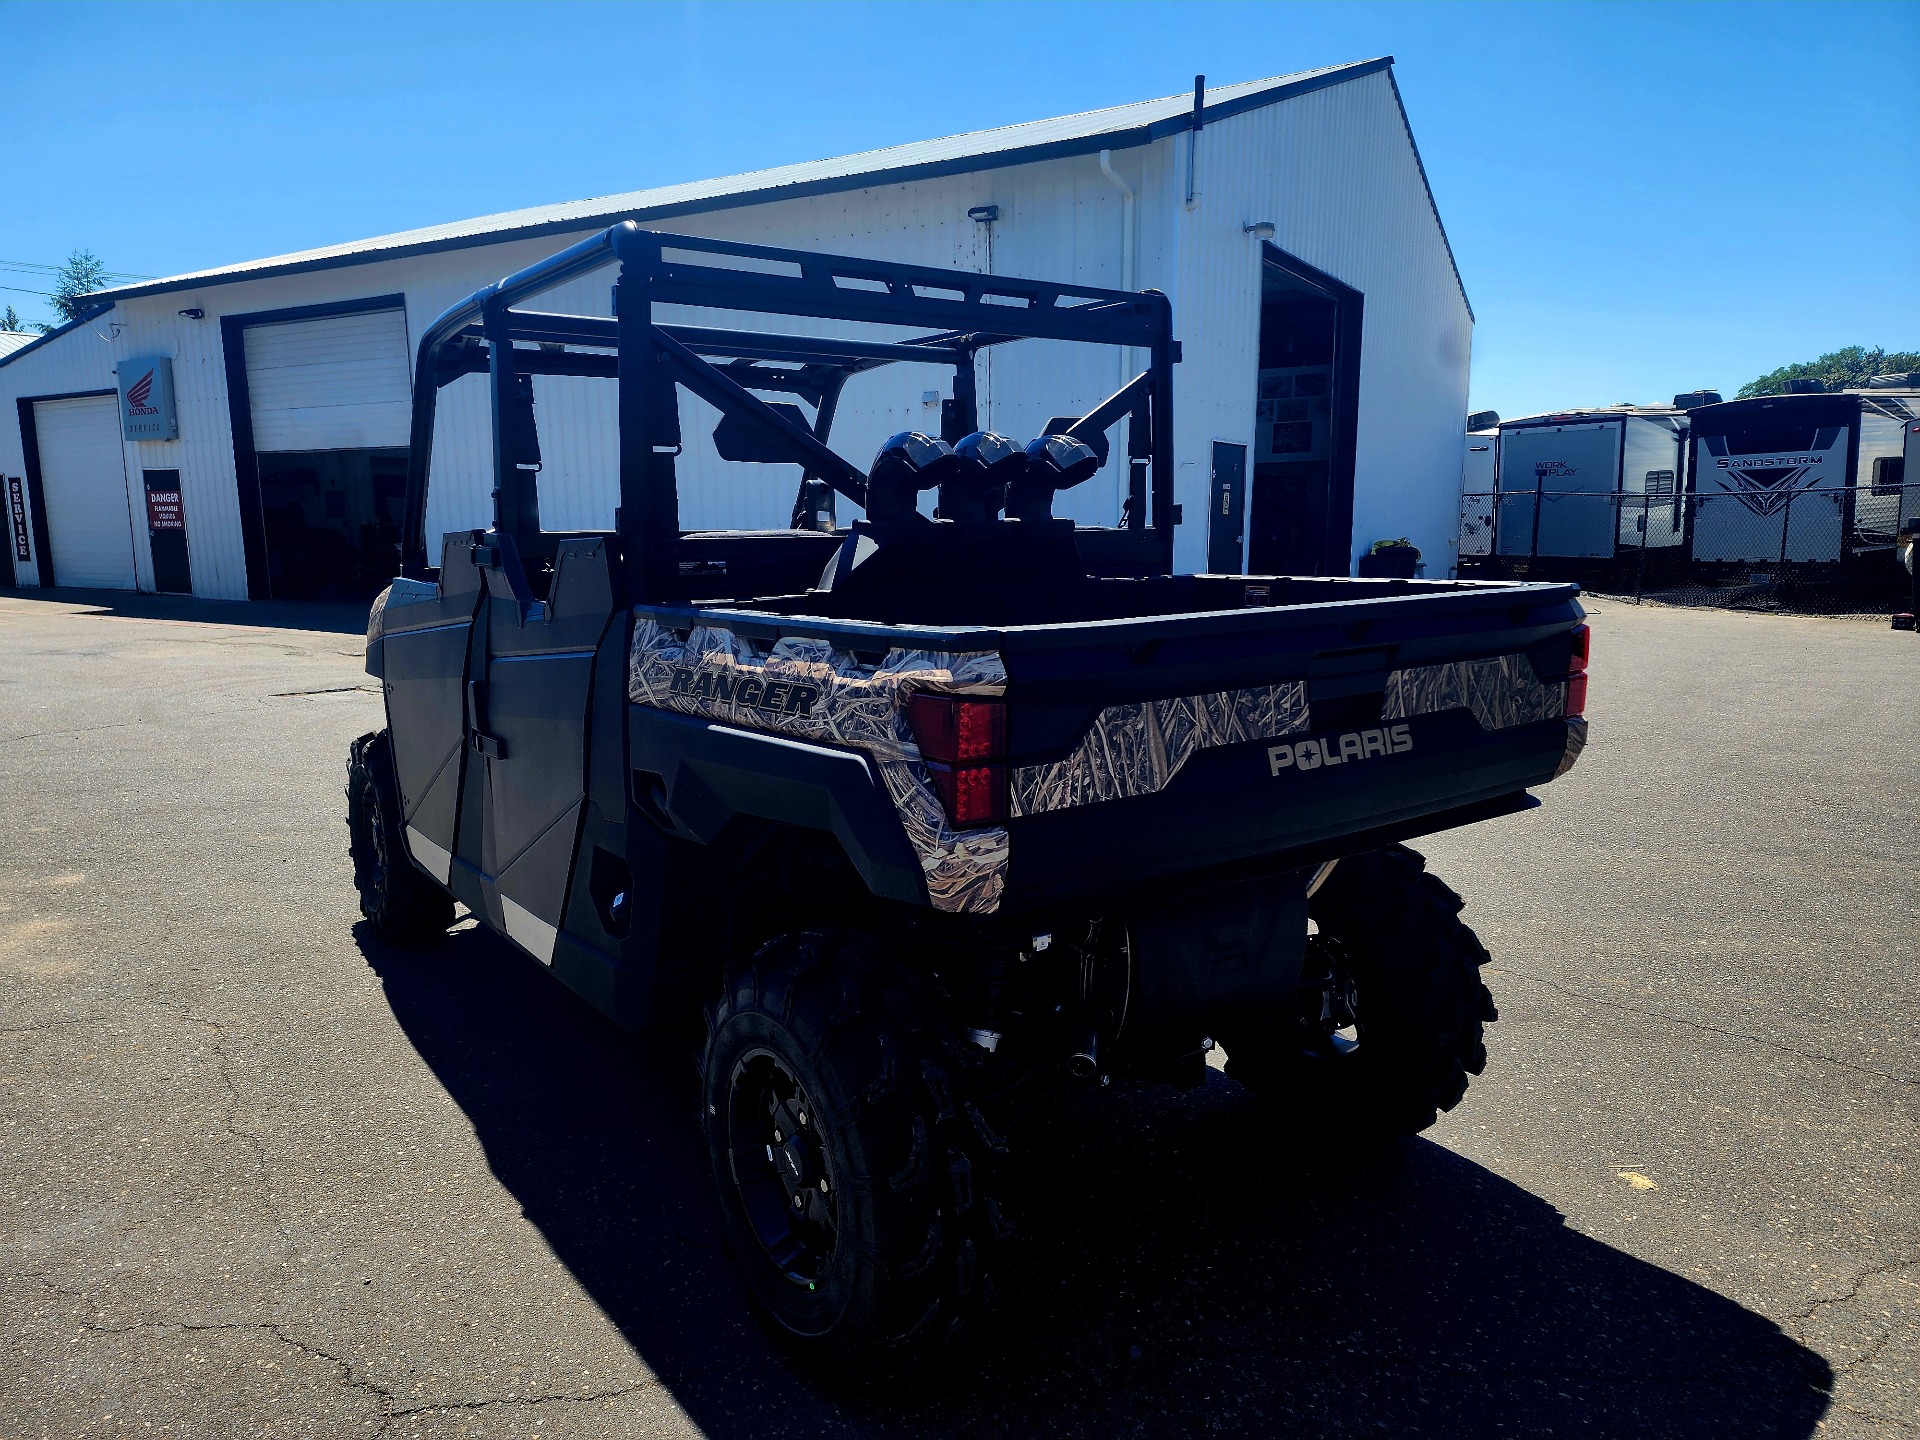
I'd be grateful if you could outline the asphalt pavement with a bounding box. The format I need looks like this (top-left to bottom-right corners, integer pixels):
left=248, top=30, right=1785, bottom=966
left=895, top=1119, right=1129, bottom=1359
left=1, top=587, right=1914, bottom=1438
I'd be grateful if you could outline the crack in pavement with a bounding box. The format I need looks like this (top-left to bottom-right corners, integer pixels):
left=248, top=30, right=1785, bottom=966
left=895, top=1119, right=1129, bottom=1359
left=0, top=1013, right=112, bottom=1037
left=0, top=721, right=140, bottom=747
left=387, top=1379, right=667, bottom=1421
left=1784, top=1255, right=1920, bottom=1387
left=1791, top=1256, right=1920, bottom=1325
left=65, top=1305, right=669, bottom=1433
left=19, top=1007, right=672, bottom=1433
left=152, top=993, right=303, bottom=1269
left=1490, top=966, right=1916, bottom=1086
left=74, top=1314, right=397, bottom=1416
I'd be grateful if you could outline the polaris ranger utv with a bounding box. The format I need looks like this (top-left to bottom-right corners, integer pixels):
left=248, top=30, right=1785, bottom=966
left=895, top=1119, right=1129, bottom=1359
left=348, top=223, right=1589, bottom=1370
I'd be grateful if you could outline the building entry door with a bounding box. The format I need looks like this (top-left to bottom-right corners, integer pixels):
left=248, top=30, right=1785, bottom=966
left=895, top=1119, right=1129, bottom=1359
left=143, top=470, right=193, bottom=593
left=1246, top=245, right=1363, bottom=576
left=1207, top=441, right=1247, bottom=573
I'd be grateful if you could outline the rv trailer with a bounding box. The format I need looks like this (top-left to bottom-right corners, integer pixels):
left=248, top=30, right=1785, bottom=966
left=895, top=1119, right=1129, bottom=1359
left=1687, top=378, right=1920, bottom=568
left=1457, top=410, right=1499, bottom=564
left=1491, top=404, right=1691, bottom=572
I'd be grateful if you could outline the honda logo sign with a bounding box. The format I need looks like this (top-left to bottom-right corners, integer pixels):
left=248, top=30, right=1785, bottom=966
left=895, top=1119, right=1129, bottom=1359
left=118, top=356, right=178, bottom=441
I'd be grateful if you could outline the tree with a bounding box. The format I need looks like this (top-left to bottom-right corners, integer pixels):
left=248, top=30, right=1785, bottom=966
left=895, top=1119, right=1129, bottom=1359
left=1, top=305, right=26, bottom=333
left=1737, top=346, right=1920, bottom=398
left=48, top=249, right=112, bottom=323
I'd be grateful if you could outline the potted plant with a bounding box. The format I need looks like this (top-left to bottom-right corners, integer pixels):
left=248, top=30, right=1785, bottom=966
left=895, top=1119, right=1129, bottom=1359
left=1357, top=537, right=1421, bottom=579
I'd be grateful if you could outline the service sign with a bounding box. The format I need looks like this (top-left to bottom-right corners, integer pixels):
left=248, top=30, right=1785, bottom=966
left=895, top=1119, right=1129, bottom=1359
left=7, top=476, right=29, bottom=562
left=118, top=356, right=179, bottom=441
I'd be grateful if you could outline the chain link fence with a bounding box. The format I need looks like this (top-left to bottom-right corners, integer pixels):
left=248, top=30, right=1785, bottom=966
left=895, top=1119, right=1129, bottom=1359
left=1458, top=484, right=1920, bottom=617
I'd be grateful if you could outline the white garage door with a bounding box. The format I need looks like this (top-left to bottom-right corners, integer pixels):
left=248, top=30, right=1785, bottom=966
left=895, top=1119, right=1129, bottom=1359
left=34, top=395, right=137, bottom=590
left=244, top=308, right=412, bottom=452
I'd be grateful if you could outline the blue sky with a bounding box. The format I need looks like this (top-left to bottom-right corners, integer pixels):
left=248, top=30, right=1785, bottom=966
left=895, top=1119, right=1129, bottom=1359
left=1, top=0, right=1914, bottom=418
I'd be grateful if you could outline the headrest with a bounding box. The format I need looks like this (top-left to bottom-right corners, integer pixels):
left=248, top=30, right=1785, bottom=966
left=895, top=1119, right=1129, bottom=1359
left=939, top=431, right=1027, bottom=523
left=866, top=431, right=958, bottom=523
left=1006, top=433, right=1101, bottom=521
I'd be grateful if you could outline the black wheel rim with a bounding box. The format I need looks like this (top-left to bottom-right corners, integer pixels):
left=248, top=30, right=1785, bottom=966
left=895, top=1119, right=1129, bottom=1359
left=1299, top=934, right=1363, bottom=1061
left=726, top=1047, right=838, bottom=1288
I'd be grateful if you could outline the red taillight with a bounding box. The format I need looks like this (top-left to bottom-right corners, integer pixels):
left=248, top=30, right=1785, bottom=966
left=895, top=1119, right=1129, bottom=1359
left=1564, top=624, right=1590, bottom=717
left=905, top=693, right=1008, bottom=828
left=905, top=692, right=1006, bottom=763
left=928, top=762, right=1008, bottom=827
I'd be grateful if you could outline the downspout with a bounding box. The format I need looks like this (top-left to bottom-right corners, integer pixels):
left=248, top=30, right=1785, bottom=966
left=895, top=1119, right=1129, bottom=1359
left=1185, top=74, right=1205, bottom=208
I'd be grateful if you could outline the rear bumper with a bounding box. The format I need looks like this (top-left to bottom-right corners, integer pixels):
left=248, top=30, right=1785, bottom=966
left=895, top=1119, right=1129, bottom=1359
left=1002, top=712, right=1575, bottom=910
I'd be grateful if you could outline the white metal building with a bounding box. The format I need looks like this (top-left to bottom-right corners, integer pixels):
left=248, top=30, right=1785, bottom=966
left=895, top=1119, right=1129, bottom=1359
left=0, top=57, right=1473, bottom=600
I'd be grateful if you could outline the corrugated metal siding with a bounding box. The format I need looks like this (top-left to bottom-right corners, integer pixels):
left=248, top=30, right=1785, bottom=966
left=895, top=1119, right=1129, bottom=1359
left=91, top=64, right=1468, bottom=595
left=1161, top=71, right=1473, bottom=575
left=0, top=319, right=120, bottom=586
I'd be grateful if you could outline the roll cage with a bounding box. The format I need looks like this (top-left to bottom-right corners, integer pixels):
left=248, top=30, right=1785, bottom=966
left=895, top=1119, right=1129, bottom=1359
left=401, top=221, right=1179, bottom=602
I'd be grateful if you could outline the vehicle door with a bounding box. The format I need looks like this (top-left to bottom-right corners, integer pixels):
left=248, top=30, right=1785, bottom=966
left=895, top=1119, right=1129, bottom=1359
left=467, top=535, right=617, bottom=964
left=378, top=536, right=488, bottom=888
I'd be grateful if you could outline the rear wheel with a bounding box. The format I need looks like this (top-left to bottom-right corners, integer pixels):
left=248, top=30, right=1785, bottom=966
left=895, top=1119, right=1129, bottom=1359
left=701, top=931, right=1004, bottom=1377
left=1223, top=844, right=1496, bottom=1139
left=346, top=730, right=454, bottom=943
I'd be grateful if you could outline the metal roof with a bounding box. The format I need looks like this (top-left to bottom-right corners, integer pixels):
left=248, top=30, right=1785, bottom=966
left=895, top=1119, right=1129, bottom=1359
left=0, top=332, right=37, bottom=359
left=1503, top=405, right=1687, bottom=425
left=93, top=58, right=1416, bottom=304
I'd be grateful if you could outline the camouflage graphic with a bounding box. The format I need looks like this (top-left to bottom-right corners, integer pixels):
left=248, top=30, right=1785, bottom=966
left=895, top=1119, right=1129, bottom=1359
left=1010, top=683, right=1311, bottom=817
left=1382, top=652, right=1566, bottom=731
left=629, top=617, right=1009, bottom=914
left=367, top=585, right=390, bottom=647
left=1555, top=716, right=1589, bottom=778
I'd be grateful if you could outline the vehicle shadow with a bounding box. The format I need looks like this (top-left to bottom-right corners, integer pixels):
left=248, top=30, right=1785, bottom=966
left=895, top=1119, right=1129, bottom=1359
left=0, top=585, right=368, bottom=635
left=359, top=923, right=1832, bottom=1439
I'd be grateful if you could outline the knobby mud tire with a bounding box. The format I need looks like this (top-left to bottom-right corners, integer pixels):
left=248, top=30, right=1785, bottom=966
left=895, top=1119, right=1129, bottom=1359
left=1225, top=844, right=1497, bottom=1139
left=701, top=931, right=1008, bottom=1379
left=346, top=730, right=455, bottom=944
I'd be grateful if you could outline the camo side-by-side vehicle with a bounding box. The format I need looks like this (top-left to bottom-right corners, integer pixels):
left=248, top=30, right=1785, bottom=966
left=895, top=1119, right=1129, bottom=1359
left=348, top=223, right=1589, bottom=1371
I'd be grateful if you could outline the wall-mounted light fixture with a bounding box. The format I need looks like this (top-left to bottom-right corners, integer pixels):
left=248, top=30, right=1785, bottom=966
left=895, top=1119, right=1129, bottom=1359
left=1243, top=221, right=1276, bottom=241
left=967, top=205, right=1000, bottom=224
left=178, top=307, right=205, bottom=320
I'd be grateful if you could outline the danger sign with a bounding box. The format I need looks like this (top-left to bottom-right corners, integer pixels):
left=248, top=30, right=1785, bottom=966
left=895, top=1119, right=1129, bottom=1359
left=146, top=488, right=185, bottom=531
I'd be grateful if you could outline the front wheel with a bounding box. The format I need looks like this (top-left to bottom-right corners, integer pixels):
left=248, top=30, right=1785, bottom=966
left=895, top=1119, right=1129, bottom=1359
left=1223, top=844, right=1497, bottom=1139
left=701, top=932, right=1004, bottom=1377
left=346, top=730, right=454, bottom=943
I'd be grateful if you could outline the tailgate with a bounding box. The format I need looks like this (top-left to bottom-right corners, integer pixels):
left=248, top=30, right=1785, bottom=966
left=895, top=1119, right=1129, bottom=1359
left=996, top=581, right=1586, bottom=908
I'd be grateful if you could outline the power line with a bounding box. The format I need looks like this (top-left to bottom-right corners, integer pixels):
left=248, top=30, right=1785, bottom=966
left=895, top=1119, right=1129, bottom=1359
left=0, top=258, right=156, bottom=282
